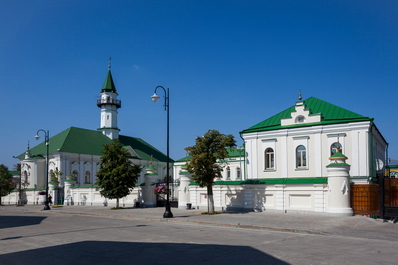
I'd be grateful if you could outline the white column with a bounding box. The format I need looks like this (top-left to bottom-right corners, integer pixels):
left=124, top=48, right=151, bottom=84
left=142, top=161, right=159, bottom=207
left=143, top=174, right=158, bottom=207
left=63, top=174, right=76, bottom=205
left=326, top=153, right=354, bottom=216
left=178, top=173, right=192, bottom=209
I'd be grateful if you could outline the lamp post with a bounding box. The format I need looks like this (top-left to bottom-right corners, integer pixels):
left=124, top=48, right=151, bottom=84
left=35, top=129, right=50, bottom=210
left=17, top=174, right=23, bottom=206
left=151, top=86, right=173, bottom=218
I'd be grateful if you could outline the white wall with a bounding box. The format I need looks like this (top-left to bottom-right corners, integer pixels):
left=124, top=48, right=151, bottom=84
left=243, top=121, right=379, bottom=182
left=188, top=183, right=328, bottom=213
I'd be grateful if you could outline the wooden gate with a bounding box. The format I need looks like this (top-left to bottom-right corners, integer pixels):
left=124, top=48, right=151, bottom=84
left=350, top=184, right=379, bottom=216
left=350, top=178, right=398, bottom=218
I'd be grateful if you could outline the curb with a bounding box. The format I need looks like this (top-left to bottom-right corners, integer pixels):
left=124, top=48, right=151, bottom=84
left=37, top=208, right=331, bottom=236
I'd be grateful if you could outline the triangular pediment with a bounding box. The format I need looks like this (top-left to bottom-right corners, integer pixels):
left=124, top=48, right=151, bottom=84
left=280, top=101, right=321, bottom=126
left=123, top=145, right=141, bottom=159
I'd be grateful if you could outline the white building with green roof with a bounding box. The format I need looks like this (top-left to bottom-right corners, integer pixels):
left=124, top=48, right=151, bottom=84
left=174, top=96, right=387, bottom=215
left=3, top=66, right=171, bottom=207
left=241, top=96, right=387, bottom=183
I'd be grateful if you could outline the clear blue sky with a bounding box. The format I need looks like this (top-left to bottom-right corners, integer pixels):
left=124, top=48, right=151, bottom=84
left=1, top=0, right=397, bottom=169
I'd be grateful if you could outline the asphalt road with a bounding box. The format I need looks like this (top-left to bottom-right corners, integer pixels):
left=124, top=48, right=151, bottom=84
left=0, top=207, right=397, bottom=265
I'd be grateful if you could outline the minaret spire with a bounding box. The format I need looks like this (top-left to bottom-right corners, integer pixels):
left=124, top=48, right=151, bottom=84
left=97, top=60, right=121, bottom=140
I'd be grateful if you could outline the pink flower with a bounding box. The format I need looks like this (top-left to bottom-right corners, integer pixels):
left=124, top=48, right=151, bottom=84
left=154, top=184, right=169, bottom=195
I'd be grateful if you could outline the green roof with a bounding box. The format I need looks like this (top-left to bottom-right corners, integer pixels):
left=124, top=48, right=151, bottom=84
left=241, top=97, right=372, bottom=134
left=119, top=135, right=173, bottom=163
left=329, top=151, right=347, bottom=159
left=17, top=127, right=111, bottom=157
left=225, top=146, right=245, bottom=158
left=17, top=127, right=170, bottom=163
left=101, top=70, right=117, bottom=93
left=175, top=146, right=243, bottom=162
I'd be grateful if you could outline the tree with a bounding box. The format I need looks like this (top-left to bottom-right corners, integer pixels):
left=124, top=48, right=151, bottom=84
left=13, top=163, right=21, bottom=171
left=95, top=139, right=141, bottom=208
left=0, top=164, right=14, bottom=205
left=185, top=129, right=236, bottom=213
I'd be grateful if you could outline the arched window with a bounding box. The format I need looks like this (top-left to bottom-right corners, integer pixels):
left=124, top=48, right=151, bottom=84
left=226, top=167, right=231, bottom=180
left=331, top=142, right=342, bottom=155
left=296, top=145, right=307, bottom=168
left=72, top=170, right=78, bottom=181
left=85, top=171, right=91, bottom=184
left=23, top=171, right=28, bottom=184
left=236, top=167, right=241, bottom=179
left=265, top=148, right=274, bottom=169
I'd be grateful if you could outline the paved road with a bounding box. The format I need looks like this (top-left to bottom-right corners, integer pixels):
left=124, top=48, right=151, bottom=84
left=1, top=205, right=397, bottom=264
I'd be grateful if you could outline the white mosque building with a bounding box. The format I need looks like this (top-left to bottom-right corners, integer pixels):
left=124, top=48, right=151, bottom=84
left=4, top=65, right=170, bottom=207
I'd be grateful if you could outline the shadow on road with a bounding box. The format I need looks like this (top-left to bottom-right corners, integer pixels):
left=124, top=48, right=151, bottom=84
left=0, top=216, right=47, bottom=229
left=0, top=241, right=289, bottom=265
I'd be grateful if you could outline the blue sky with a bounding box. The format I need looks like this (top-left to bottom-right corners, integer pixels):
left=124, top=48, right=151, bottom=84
left=1, top=0, right=397, bottom=169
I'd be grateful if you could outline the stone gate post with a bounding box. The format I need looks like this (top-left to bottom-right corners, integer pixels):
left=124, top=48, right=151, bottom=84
left=326, top=151, right=354, bottom=216
left=178, top=163, right=192, bottom=209
left=143, top=164, right=158, bottom=207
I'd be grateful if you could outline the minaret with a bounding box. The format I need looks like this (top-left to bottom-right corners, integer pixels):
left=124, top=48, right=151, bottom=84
left=97, top=59, right=121, bottom=140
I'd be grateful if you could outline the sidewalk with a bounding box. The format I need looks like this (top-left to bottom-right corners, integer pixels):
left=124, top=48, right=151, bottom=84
left=3, top=204, right=397, bottom=242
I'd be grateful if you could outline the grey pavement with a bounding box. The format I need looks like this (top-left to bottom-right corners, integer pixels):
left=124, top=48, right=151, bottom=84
left=1, top=204, right=398, bottom=265
left=3, top=204, right=397, bottom=241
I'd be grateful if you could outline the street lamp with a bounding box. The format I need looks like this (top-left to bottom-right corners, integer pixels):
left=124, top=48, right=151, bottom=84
left=17, top=173, right=23, bottom=206
left=151, top=86, right=173, bottom=218
left=35, top=129, right=50, bottom=210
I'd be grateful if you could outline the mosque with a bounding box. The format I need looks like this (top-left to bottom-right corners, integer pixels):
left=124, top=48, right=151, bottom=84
left=4, top=64, right=170, bottom=207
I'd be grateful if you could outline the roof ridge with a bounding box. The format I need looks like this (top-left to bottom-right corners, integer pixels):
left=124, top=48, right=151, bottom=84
left=241, top=96, right=369, bottom=134
left=304, top=97, right=364, bottom=118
